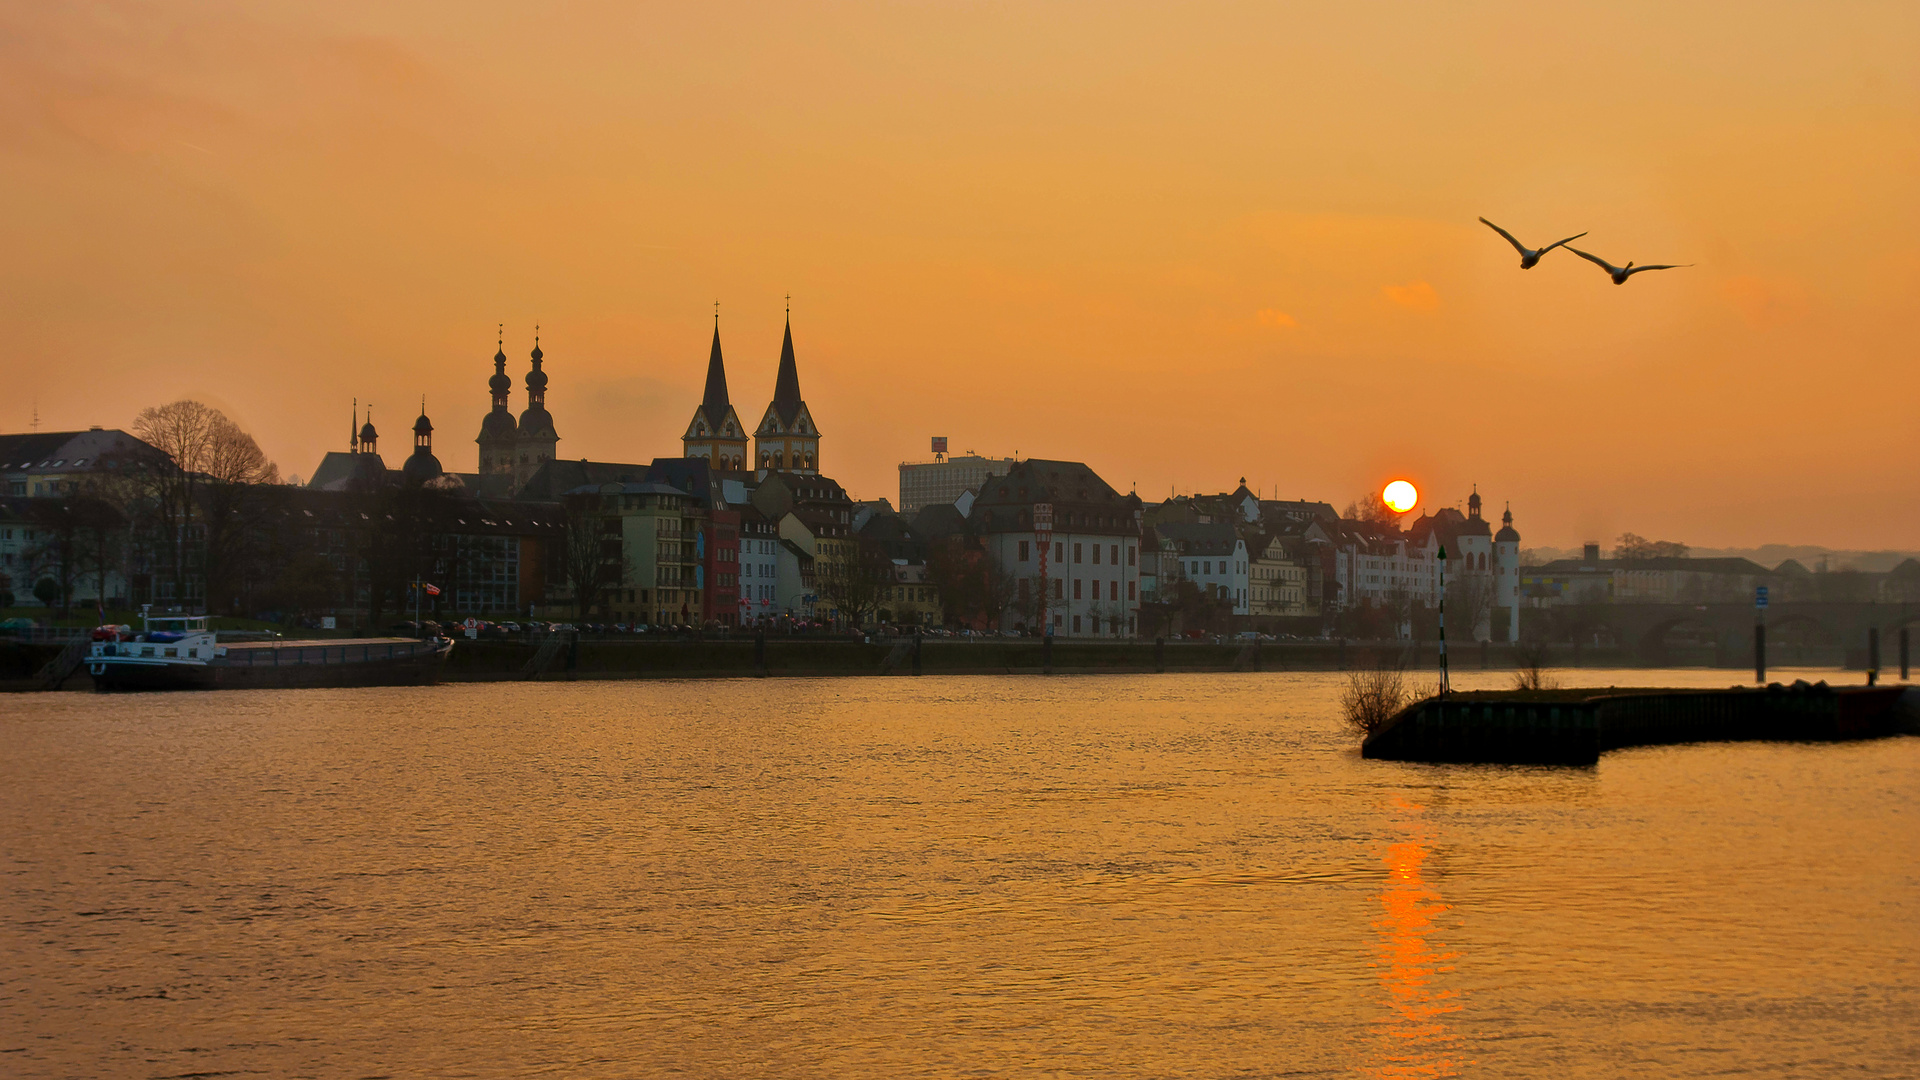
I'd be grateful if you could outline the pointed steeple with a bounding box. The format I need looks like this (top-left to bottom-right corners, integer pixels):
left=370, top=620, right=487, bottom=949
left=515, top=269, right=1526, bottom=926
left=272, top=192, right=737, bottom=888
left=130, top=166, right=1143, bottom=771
left=771, top=314, right=802, bottom=423
left=702, top=323, right=731, bottom=412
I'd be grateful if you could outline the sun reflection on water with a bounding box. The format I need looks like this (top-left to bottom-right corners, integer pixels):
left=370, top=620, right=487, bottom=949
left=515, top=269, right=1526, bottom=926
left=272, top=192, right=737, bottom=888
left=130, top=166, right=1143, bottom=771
left=1364, top=794, right=1466, bottom=1078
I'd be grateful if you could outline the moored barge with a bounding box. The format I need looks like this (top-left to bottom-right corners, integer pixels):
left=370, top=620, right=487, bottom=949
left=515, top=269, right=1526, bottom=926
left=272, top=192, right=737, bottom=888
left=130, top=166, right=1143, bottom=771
left=88, top=615, right=453, bottom=691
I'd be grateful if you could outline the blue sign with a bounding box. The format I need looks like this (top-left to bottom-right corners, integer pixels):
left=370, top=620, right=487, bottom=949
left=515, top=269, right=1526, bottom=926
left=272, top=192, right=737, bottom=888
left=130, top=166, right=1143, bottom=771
left=1755, top=585, right=1769, bottom=609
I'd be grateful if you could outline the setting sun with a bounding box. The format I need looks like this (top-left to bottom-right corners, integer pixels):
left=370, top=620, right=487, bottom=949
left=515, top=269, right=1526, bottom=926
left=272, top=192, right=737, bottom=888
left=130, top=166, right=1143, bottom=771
left=1383, top=480, right=1418, bottom=514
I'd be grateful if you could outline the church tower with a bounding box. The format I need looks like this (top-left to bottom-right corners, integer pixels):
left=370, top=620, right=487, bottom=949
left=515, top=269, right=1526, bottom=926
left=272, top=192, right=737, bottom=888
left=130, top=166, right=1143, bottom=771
left=402, top=400, right=444, bottom=486
left=682, top=314, right=749, bottom=472
left=476, top=327, right=518, bottom=476
left=1495, top=503, right=1522, bottom=643
left=514, top=328, right=560, bottom=487
left=753, top=309, right=820, bottom=475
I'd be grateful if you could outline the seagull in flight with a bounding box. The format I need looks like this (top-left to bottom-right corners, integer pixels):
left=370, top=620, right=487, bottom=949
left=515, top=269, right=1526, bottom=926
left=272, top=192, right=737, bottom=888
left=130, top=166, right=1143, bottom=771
left=1478, top=217, right=1587, bottom=269
left=1567, top=248, right=1693, bottom=285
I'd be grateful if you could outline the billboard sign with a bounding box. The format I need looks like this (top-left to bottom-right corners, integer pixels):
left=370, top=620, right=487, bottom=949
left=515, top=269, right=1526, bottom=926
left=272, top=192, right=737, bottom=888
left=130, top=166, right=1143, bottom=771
left=931, top=436, right=948, bottom=455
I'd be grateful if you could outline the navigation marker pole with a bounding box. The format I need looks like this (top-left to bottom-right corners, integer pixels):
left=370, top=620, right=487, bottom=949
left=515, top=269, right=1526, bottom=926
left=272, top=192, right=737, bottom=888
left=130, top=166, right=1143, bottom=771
left=1437, top=545, right=1450, bottom=696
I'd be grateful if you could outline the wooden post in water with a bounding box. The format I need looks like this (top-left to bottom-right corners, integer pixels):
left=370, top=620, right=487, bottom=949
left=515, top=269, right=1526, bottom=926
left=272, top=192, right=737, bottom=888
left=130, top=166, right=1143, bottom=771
left=1155, top=636, right=1165, bottom=673
left=1754, top=623, right=1766, bottom=685
left=1867, top=627, right=1880, bottom=686
left=1043, top=632, right=1053, bottom=675
left=912, top=629, right=922, bottom=676
left=1902, top=627, right=1910, bottom=682
left=754, top=630, right=767, bottom=677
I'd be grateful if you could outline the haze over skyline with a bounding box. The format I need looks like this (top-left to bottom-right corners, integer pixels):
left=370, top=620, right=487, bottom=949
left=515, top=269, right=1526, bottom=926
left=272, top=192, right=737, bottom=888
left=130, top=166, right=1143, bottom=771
left=5, top=1, right=1915, bottom=548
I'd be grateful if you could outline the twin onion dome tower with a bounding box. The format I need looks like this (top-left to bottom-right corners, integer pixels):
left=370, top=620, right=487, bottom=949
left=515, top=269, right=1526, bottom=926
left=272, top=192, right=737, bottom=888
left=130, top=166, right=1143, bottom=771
left=682, top=304, right=821, bottom=476
left=475, top=327, right=561, bottom=489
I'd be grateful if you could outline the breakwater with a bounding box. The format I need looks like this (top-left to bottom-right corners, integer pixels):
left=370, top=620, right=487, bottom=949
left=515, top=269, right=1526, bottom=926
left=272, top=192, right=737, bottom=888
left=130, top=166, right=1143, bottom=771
left=1362, top=683, right=1919, bottom=765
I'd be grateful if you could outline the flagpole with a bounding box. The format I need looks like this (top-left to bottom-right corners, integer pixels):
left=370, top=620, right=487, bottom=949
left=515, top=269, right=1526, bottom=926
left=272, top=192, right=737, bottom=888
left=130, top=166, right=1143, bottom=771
left=1437, top=545, right=1450, bottom=696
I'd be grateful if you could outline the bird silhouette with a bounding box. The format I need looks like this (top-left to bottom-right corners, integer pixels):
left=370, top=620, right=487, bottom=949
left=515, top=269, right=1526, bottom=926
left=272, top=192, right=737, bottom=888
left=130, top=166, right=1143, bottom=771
left=1478, top=217, right=1587, bottom=269
left=1567, top=248, right=1693, bottom=284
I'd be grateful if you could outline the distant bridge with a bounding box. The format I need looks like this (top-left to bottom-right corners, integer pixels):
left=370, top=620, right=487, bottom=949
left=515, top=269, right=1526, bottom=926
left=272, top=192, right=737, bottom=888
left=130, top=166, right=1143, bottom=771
left=1535, top=602, right=1920, bottom=668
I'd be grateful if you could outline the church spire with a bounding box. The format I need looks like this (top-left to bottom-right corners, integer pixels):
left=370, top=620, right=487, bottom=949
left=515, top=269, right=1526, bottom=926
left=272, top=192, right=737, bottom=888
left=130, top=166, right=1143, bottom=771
left=771, top=310, right=802, bottom=420
left=702, top=319, right=731, bottom=412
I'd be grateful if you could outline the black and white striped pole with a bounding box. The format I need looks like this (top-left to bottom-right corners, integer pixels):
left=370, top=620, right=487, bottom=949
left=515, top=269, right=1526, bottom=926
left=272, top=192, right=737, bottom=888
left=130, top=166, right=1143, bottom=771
left=1437, top=544, right=1450, bottom=696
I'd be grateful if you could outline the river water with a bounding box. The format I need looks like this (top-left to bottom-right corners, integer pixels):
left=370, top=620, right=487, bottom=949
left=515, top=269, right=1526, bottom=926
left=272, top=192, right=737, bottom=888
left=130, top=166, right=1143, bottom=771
left=3, top=669, right=1915, bottom=1078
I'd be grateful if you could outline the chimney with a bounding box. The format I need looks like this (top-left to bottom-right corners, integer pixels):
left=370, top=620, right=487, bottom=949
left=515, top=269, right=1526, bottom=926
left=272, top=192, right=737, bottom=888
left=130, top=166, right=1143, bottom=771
left=1583, top=542, right=1601, bottom=565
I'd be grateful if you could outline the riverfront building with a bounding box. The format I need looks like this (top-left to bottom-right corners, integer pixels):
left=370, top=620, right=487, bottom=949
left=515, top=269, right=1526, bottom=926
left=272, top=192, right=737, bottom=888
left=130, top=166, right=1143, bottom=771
left=967, top=458, right=1143, bottom=637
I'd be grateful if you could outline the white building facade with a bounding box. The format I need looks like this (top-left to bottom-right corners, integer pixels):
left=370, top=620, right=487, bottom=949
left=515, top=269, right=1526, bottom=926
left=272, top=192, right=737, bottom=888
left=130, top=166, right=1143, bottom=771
left=968, top=459, right=1143, bottom=638
left=1156, top=522, right=1250, bottom=615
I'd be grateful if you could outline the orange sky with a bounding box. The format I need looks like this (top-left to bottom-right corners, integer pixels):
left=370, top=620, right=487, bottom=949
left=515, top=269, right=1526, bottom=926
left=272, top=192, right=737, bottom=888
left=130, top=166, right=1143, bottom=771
left=4, top=1, right=1915, bottom=548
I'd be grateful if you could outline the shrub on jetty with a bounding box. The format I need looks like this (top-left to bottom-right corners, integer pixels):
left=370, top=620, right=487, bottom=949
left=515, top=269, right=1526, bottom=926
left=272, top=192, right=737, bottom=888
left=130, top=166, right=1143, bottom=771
left=1512, top=641, right=1559, bottom=691
left=1341, top=655, right=1409, bottom=737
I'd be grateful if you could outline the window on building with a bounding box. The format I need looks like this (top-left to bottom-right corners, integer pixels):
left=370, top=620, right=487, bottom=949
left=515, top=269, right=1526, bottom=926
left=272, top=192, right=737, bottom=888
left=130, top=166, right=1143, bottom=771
left=1091, top=544, right=1100, bottom=565
left=1109, top=580, right=1118, bottom=601
left=1053, top=578, right=1063, bottom=599
left=1073, top=579, right=1082, bottom=600
left=1073, top=615, right=1081, bottom=633
left=1128, top=546, right=1136, bottom=566
left=1055, top=542, right=1064, bottom=562
left=1018, top=540, right=1029, bottom=562
left=1109, top=544, right=1119, bottom=565
left=1074, top=543, right=1083, bottom=564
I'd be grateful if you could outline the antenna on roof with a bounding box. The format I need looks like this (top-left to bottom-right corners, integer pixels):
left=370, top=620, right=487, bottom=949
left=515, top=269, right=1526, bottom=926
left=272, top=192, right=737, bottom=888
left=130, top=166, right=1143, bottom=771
left=29, top=401, right=39, bottom=432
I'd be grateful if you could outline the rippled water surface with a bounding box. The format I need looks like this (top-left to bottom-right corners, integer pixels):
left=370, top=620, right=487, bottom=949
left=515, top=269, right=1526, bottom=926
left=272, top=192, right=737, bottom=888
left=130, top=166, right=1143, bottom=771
left=4, top=669, right=1916, bottom=1078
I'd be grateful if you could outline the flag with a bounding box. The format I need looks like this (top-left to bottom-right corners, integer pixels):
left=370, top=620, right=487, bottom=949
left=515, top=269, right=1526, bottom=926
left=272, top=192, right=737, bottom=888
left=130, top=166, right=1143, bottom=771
left=424, top=583, right=441, bottom=596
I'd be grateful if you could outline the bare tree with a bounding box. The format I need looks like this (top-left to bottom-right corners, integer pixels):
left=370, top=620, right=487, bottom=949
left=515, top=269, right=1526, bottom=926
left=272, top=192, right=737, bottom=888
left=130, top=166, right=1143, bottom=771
left=816, top=535, right=892, bottom=629
left=1343, top=491, right=1400, bottom=527
left=1341, top=651, right=1409, bottom=737
left=1445, top=573, right=1497, bottom=643
left=200, top=416, right=281, bottom=614
left=1512, top=639, right=1559, bottom=691
left=131, top=400, right=279, bottom=610
left=925, top=538, right=1018, bottom=630
left=1613, top=532, right=1689, bottom=560
left=560, top=494, right=625, bottom=622
left=131, top=400, right=219, bottom=602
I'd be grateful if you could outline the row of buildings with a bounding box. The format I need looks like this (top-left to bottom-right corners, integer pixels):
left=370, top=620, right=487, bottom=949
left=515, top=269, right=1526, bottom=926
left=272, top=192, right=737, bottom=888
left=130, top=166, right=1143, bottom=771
left=9, top=311, right=1911, bottom=637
